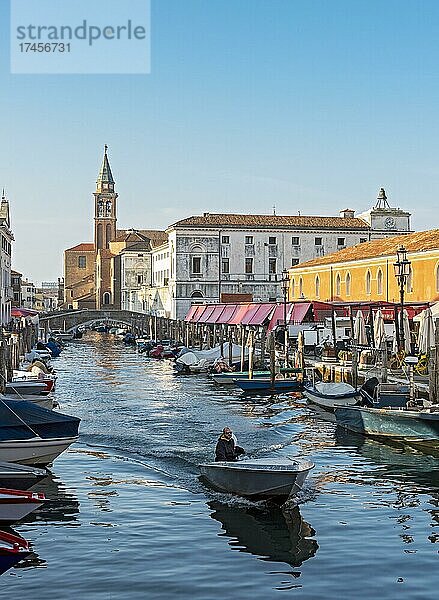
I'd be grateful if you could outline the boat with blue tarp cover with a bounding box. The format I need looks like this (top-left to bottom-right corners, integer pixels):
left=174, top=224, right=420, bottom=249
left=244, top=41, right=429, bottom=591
left=0, top=398, right=80, bottom=465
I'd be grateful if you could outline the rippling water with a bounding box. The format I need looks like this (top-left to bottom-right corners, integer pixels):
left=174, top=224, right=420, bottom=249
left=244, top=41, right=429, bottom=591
left=2, top=332, right=439, bottom=599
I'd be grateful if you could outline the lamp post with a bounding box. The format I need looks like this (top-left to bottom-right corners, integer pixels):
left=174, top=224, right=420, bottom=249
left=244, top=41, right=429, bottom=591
left=281, top=268, right=290, bottom=368
left=393, top=245, right=411, bottom=353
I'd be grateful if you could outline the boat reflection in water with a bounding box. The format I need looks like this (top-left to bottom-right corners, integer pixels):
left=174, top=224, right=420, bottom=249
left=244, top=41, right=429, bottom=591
left=335, top=428, right=439, bottom=491
left=21, top=471, right=80, bottom=526
left=208, top=501, right=318, bottom=568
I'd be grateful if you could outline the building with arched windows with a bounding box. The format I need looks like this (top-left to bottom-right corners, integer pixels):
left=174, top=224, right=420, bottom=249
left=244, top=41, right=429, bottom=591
left=287, top=229, right=439, bottom=303
left=64, top=151, right=413, bottom=318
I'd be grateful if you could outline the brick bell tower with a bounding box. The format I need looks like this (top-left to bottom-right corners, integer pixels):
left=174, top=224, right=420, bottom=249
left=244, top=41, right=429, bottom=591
left=94, top=145, right=118, bottom=250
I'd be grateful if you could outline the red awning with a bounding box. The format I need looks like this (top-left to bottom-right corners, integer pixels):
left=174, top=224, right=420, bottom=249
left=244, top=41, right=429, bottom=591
left=267, top=303, right=312, bottom=331
left=267, top=304, right=292, bottom=332
left=191, top=305, right=208, bottom=323
left=196, top=305, right=217, bottom=323
left=240, top=304, right=262, bottom=325
left=204, top=305, right=227, bottom=324
left=11, top=307, right=38, bottom=318
left=184, top=305, right=198, bottom=322
left=217, top=304, right=239, bottom=324
left=228, top=304, right=252, bottom=325
left=247, top=303, right=276, bottom=326
left=290, top=302, right=312, bottom=324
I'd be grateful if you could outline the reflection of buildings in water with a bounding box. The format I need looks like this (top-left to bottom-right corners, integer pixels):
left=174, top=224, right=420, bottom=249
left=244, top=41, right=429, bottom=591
left=208, top=501, right=318, bottom=568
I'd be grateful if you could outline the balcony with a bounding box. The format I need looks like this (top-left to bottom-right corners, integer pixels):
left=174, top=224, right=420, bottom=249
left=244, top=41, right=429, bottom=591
left=315, top=246, right=325, bottom=257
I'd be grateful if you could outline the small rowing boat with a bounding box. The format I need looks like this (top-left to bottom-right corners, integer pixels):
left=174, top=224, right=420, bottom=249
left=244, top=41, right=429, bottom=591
left=199, top=457, right=314, bottom=499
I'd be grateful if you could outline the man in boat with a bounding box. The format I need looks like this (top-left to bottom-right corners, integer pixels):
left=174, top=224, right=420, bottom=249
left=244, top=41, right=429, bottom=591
left=215, top=427, right=245, bottom=462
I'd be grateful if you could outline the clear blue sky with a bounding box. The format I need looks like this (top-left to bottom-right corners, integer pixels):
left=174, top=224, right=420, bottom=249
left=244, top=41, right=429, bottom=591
left=1, top=0, right=439, bottom=283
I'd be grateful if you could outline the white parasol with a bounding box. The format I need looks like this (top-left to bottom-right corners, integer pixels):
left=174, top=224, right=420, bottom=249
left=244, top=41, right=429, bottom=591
left=354, top=310, right=368, bottom=346
left=417, top=307, right=435, bottom=353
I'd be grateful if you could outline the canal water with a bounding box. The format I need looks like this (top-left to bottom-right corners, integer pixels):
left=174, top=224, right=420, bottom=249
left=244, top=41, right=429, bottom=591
left=1, top=332, right=439, bottom=599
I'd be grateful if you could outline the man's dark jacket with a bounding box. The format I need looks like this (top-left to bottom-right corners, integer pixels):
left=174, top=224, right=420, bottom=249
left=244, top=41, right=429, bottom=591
left=215, top=436, right=244, bottom=461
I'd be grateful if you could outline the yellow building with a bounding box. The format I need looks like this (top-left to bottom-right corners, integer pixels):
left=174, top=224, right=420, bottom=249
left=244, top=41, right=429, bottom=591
left=288, top=230, right=439, bottom=304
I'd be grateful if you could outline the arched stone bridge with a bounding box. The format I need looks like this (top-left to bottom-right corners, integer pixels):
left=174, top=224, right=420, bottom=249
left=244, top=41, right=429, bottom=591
left=39, top=309, right=152, bottom=334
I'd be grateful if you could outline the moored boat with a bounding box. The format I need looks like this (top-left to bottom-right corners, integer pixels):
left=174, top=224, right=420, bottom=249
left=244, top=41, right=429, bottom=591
left=0, top=530, right=30, bottom=575
left=211, top=371, right=270, bottom=384
left=199, top=457, right=314, bottom=499
left=0, top=488, right=47, bottom=524
left=0, top=398, right=80, bottom=466
left=0, top=462, right=47, bottom=490
left=234, top=377, right=303, bottom=393
left=5, top=381, right=47, bottom=396
left=304, top=381, right=361, bottom=412
left=3, top=394, right=57, bottom=411
left=334, top=405, right=439, bottom=444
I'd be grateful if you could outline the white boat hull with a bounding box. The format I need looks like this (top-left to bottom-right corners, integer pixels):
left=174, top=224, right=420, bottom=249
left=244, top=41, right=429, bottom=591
left=0, top=436, right=78, bottom=466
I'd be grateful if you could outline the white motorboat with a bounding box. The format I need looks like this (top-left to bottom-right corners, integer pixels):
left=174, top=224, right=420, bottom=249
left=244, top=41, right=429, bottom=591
left=5, top=381, right=47, bottom=396
left=0, top=488, right=47, bottom=524
left=304, top=381, right=361, bottom=412
left=49, top=329, right=74, bottom=341
left=0, top=436, right=79, bottom=466
left=199, top=457, right=314, bottom=499
left=3, top=394, right=57, bottom=411
left=0, top=398, right=80, bottom=466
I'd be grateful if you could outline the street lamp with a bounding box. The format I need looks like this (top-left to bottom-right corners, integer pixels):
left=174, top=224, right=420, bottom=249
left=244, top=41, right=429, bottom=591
left=281, top=268, right=290, bottom=367
left=393, top=245, right=411, bottom=352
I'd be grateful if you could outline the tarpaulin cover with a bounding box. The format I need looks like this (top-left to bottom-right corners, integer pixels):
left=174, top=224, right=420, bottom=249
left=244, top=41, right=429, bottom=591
left=0, top=399, right=80, bottom=441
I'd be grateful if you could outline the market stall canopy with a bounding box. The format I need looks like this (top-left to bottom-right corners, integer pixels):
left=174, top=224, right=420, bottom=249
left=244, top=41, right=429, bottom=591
left=11, top=307, right=38, bottom=318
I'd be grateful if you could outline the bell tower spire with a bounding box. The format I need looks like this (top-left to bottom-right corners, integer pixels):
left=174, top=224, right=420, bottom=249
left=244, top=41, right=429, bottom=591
left=94, top=145, right=118, bottom=250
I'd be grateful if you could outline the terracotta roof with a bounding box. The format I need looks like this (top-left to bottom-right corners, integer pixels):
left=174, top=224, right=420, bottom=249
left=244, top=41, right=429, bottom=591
left=65, top=243, right=95, bottom=252
left=116, top=229, right=167, bottom=247
left=292, top=229, right=435, bottom=269
left=120, top=241, right=151, bottom=252
left=170, top=213, right=370, bottom=230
